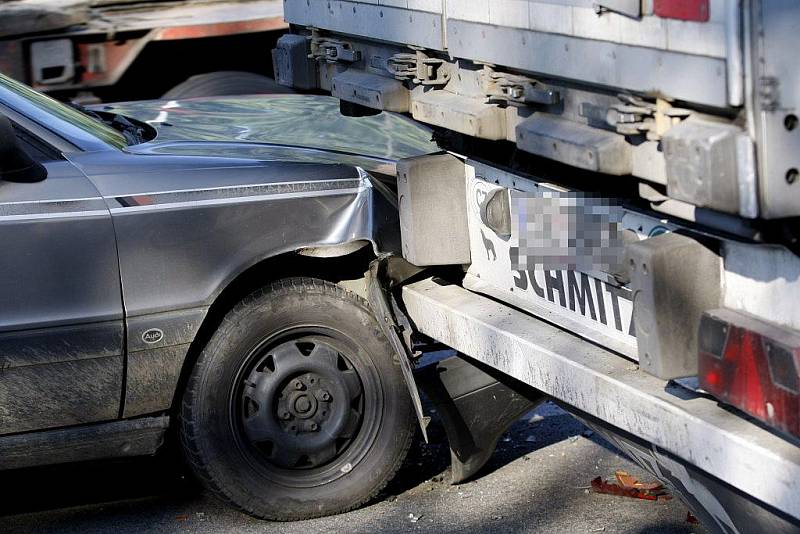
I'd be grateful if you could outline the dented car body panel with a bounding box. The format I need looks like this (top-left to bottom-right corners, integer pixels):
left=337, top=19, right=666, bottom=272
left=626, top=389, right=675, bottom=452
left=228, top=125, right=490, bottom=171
left=0, top=77, right=437, bottom=442
left=70, top=153, right=401, bottom=419
left=105, top=95, right=436, bottom=163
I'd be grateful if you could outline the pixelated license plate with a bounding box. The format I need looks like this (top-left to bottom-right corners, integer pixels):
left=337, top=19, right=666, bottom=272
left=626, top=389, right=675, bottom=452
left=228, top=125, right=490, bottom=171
left=464, top=174, right=649, bottom=359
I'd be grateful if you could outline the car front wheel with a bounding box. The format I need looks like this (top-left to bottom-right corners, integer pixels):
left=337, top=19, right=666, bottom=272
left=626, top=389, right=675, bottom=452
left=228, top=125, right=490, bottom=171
left=179, top=278, right=415, bottom=520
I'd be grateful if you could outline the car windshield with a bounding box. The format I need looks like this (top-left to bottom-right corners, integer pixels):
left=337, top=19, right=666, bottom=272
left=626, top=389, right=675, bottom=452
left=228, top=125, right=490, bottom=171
left=0, top=73, right=128, bottom=149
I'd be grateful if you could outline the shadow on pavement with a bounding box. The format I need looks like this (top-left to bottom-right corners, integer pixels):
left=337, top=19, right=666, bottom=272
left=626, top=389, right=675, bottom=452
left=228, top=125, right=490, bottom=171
left=380, top=400, right=594, bottom=498
left=0, top=402, right=618, bottom=525
left=0, top=444, right=198, bottom=517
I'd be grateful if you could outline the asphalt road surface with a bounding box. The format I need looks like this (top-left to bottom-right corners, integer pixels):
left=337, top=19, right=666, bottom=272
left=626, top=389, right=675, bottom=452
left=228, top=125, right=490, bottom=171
left=0, top=402, right=706, bottom=534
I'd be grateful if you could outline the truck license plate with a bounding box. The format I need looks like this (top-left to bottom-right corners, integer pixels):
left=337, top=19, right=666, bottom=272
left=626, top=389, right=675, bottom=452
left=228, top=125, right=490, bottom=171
left=464, top=167, right=672, bottom=360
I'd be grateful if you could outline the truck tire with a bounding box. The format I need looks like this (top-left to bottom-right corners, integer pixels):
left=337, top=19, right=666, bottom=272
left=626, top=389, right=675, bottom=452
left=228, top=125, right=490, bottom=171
left=179, top=278, right=415, bottom=520
left=162, top=71, right=295, bottom=99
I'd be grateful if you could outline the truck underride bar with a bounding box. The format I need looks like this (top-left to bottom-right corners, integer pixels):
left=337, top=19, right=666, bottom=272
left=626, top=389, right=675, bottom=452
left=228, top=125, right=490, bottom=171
left=402, top=277, right=800, bottom=522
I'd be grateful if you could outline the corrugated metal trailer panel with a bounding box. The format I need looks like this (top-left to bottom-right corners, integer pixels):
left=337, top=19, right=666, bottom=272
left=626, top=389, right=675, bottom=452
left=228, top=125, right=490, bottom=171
left=284, top=0, right=737, bottom=108
left=280, top=1, right=800, bottom=219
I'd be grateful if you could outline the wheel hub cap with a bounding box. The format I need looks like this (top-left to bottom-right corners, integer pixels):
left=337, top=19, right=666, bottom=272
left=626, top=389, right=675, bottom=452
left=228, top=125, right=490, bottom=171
left=238, top=337, right=364, bottom=469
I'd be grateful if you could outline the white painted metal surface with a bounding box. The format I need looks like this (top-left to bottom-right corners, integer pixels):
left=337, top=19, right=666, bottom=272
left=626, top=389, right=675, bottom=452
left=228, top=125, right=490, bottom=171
left=283, top=0, right=445, bottom=50
left=30, top=39, right=74, bottom=85
left=723, top=242, right=800, bottom=333
left=284, top=0, right=738, bottom=107
left=463, top=161, right=675, bottom=359
left=447, top=0, right=728, bottom=57
left=403, top=277, right=800, bottom=522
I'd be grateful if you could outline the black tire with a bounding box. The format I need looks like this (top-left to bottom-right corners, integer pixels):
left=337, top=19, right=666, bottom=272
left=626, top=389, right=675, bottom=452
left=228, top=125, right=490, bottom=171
left=162, top=71, right=295, bottom=99
left=179, top=278, right=415, bottom=520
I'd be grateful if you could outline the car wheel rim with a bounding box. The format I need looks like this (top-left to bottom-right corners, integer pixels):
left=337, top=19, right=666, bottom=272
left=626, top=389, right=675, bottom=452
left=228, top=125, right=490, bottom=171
left=233, top=333, right=367, bottom=477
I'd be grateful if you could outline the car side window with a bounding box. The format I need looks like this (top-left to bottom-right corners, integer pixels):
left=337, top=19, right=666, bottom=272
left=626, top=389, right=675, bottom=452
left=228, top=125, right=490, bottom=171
left=12, top=121, right=62, bottom=163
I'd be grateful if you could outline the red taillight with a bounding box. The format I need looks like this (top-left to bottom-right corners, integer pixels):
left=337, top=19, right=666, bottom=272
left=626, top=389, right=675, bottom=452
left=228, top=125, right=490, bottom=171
left=654, top=0, right=710, bottom=22
left=699, top=309, right=800, bottom=438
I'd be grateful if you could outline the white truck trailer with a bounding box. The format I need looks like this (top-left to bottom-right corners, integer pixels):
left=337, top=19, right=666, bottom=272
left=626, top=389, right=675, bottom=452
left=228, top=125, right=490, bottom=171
left=273, top=1, right=800, bottom=532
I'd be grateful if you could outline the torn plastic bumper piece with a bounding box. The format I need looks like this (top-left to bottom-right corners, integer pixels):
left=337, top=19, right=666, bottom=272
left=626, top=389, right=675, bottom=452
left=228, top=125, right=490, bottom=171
left=416, top=354, right=545, bottom=484
left=365, top=255, right=429, bottom=441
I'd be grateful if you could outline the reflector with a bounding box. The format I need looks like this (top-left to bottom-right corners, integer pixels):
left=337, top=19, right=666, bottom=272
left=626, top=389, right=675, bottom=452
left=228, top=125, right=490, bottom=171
left=654, top=0, right=710, bottom=22
left=765, top=341, right=800, bottom=394
left=699, top=309, right=800, bottom=439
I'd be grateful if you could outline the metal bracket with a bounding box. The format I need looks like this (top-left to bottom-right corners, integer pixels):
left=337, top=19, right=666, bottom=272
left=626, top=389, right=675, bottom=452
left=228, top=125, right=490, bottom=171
left=582, top=94, right=690, bottom=141
left=366, top=255, right=429, bottom=441
left=309, top=36, right=360, bottom=64
left=386, top=53, right=417, bottom=80
left=416, top=58, right=449, bottom=86
left=386, top=52, right=449, bottom=86
left=593, top=0, right=641, bottom=18
left=486, top=70, right=561, bottom=106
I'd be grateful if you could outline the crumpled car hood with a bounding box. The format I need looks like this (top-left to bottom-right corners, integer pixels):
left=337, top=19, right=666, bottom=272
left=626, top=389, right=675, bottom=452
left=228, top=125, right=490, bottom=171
left=101, top=94, right=439, bottom=167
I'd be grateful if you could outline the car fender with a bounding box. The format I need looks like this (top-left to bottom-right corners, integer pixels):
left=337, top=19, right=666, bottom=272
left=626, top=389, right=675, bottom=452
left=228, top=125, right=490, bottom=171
left=71, top=154, right=402, bottom=417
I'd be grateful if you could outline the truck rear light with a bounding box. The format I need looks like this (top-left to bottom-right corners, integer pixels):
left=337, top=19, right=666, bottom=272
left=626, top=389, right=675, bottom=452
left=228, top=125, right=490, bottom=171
left=765, top=341, right=800, bottom=394
left=699, top=309, right=800, bottom=438
left=654, top=0, right=710, bottom=22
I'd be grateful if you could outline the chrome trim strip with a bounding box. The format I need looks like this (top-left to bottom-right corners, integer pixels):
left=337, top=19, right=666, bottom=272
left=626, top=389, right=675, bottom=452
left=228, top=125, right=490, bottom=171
left=109, top=187, right=366, bottom=214
left=0, top=210, right=109, bottom=222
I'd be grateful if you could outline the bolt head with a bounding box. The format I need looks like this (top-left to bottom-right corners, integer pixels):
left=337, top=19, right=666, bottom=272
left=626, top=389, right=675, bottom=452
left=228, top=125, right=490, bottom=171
left=293, top=380, right=304, bottom=390
left=280, top=411, right=291, bottom=420
left=310, top=423, right=319, bottom=431
left=294, top=396, right=312, bottom=413
left=321, top=391, right=331, bottom=401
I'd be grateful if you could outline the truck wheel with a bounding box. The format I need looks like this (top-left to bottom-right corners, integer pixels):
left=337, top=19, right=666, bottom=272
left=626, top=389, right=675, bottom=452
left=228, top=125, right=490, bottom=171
left=162, top=71, right=295, bottom=99
left=179, top=278, right=415, bottom=520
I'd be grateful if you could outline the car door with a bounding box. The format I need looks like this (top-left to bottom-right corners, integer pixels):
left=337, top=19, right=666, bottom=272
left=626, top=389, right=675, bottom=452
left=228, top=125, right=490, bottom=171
left=0, top=117, right=124, bottom=435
